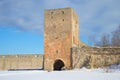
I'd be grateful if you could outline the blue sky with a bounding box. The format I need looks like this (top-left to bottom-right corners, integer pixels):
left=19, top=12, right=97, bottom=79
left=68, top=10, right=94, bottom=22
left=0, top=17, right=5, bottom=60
left=0, top=0, right=120, bottom=55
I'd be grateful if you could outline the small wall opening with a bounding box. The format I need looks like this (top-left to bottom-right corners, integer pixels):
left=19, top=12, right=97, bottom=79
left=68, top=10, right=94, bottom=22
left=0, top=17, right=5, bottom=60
left=51, top=12, right=54, bottom=19
left=54, top=59, right=65, bottom=71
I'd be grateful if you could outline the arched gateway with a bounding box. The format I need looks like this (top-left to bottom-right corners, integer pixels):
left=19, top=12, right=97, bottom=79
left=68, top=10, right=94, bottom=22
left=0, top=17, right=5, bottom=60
left=54, top=59, right=65, bottom=70
left=44, top=8, right=79, bottom=71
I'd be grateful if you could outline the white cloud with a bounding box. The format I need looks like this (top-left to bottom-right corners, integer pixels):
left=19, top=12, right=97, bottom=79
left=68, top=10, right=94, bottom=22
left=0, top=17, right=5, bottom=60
left=0, top=0, right=44, bottom=33
left=74, top=0, right=120, bottom=40
left=0, top=0, right=120, bottom=42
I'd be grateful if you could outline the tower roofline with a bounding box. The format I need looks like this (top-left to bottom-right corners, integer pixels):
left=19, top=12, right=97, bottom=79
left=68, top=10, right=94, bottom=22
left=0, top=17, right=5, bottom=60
left=45, top=7, right=74, bottom=11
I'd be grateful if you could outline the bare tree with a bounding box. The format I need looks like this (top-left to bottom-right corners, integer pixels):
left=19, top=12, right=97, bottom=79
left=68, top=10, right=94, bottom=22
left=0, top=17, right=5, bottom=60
left=91, top=33, right=110, bottom=47
left=88, top=25, right=120, bottom=47
left=94, top=41, right=102, bottom=46
left=111, top=26, right=120, bottom=47
left=100, top=33, right=110, bottom=47
left=88, top=35, right=97, bottom=46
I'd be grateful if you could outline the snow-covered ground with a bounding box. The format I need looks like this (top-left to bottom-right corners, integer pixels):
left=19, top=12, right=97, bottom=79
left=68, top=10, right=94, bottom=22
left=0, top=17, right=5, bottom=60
left=0, top=67, right=120, bottom=80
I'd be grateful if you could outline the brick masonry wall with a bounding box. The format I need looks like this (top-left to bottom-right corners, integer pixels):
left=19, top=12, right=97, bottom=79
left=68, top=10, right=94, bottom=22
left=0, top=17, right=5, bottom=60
left=72, top=46, right=120, bottom=69
left=0, top=47, right=119, bottom=71
left=89, top=53, right=120, bottom=68
left=0, top=54, right=43, bottom=71
left=44, top=8, right=76, bottom=71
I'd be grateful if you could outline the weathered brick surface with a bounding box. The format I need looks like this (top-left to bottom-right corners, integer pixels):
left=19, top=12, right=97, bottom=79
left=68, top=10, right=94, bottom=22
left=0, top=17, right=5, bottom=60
left=89, top=53, right=120, bottom=68
left=44, top=8, right=80, bottom=70
left=72, top=46, right=120, bottom=69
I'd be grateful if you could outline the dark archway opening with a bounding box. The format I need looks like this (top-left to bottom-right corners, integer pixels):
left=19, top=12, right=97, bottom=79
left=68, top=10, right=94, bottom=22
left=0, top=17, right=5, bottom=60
left=54, top=59, right=65, bottom=71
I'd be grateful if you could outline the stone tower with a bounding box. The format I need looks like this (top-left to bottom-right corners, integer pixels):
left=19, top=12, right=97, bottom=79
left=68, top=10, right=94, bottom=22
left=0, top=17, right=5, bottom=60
left=44, top=8, right=79, bottom=71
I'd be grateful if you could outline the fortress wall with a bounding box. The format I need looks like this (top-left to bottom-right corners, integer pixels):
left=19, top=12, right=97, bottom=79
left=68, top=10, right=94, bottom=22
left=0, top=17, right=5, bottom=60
left=0, top=48, right=119, bottom=71
left=86, top=47, right=120, bottom=68
left=89, top=53, right=120, bottom=68
left=0, top=56, right=4, bottom=70
left=72, top=46, right=120, bottom=69
left=0, top=54, right=43, bottom=71
left=72, top=46, right=89, bottom=69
